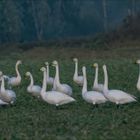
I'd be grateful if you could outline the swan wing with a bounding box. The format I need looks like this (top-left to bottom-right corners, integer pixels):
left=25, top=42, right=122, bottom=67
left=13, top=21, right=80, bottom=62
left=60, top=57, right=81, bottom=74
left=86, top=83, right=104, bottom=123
left=8, top=77, right=16, bottom=82
left=62, top=84, right=72, bottom=95
left=93, top=84, right=104, bottom=92
left=74, top=76, right=84, bottom=85
left=47, top=77, right=54, bottom=85
left=32, top=85, right=41, bottom=93
left=1, top=90, right=16, bottom=103
left=6, top=90, right=16, bottom=98
left=43, top=91, right=75, bottom=105
left=83, top=91, right=107, bottom=104
left=8, top=77, right=19, bottom=86
left=109, top=90, right=136, bottom=104
left=56, top=84, right=72, bottom=96
left=30, top=86, right=41, bottom=97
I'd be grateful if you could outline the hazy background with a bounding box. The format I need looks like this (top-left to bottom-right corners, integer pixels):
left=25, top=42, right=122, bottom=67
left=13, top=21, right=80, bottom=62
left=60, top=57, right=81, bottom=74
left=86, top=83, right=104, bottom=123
left=0, top=0, right=139, bottom=44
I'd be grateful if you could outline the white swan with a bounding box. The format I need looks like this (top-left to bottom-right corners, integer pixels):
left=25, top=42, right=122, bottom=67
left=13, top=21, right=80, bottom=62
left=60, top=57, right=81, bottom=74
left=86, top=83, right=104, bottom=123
left=40, top=67, right=75, bottom=106
left=73, top=58, right=84, bottom=86
left=103, top=65, right=136, bottom=104
left=136, top=60, right=140, bottom=91
left=92, top=63, right=104, bottom=92
left=52, top=60, right=73, bottom=96
left=82, top=66, right=107, bottom=105
left=0, top=71, right=9, bottom=105
left=45, top=62, right=54, bottom=85
left=25, top=72, right=41, bottom=98
left=0, top=74, right=16, bottom=104
left=6, top=60, right=22, bottom=87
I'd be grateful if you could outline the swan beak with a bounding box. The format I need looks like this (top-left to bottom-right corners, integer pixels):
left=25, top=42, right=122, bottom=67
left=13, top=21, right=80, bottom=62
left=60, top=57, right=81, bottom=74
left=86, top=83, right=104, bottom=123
left=93, top=63, right=97, bottom=67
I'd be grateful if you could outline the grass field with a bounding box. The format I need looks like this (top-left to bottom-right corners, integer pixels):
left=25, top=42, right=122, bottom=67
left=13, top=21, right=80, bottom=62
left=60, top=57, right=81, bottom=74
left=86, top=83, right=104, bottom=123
left=0, top=43, right=140, bottom=140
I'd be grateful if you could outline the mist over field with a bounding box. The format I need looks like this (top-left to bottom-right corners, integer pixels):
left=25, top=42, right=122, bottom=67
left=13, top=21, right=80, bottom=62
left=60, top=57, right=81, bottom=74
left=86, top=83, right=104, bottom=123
left=0, top=0, right=139, bottom=44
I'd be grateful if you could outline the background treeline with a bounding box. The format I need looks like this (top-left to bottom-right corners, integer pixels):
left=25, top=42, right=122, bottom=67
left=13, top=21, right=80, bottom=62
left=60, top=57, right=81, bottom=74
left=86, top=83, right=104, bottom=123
left=0, top=0, right=139, bottom=44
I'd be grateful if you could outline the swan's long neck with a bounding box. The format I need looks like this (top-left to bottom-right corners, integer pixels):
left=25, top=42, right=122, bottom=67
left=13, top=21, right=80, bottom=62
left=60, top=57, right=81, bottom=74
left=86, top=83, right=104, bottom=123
left=93, top=66, right=98, bottom=87
left=16, top=63, right=21, bottom=79
left=55, top=65, right=60, bottom=85
left=46, top=65, right=49, bottom=78
left=41, top=69, right=47, bottom=93
left=137, top=64, right=140, bottom=88
left=74, top=61, right=78, bottom=77
left=103, top=67, right=109, bottom=94
left=29, top=73, right=34, bottom=87
left=82, top=68, right=87, bottom=94
left=1, top=76, right=5, bottom=93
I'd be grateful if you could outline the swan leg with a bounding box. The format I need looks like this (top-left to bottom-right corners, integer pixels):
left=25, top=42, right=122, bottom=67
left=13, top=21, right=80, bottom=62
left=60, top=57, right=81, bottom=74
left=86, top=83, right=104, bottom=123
left=55, top=104, right=60, bottom=110
left=115, top=101, right=121, bottom=109
left=93, top=102, right=98, bottom=108
left=55, top=104, right=66, bottom=110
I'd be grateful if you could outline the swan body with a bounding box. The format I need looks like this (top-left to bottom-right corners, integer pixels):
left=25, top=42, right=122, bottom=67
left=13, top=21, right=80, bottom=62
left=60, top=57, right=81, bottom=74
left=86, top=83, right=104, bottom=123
left=40, top=67, right=75, bottom=106
left=52, top=60, right=73, bottom=96
left=136, top=60, right=140, bottom=91
left=82, top=66, right=107, bottom=105
left=0, top=75, right=16, bottom=104
left=0, top=99, right=9, bottom=105
left=73, top=58, right=84, bottom=86
left=6, top=60, right=22, bottom=87
left=93, top=63, right=104, bottom=92
left=0, top=72, right=9, bottom=105
left=26, top=72, right=41, bottom=97
left=45, top=62, right=54, bottom=85
left=103, top=65, right=136, bottom=104
left=93, top=84, right=104, bottom=93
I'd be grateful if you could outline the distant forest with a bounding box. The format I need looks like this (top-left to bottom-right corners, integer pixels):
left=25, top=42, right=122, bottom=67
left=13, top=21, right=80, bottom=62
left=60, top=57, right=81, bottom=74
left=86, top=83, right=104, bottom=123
left=0, top=0, right=139, bottom=44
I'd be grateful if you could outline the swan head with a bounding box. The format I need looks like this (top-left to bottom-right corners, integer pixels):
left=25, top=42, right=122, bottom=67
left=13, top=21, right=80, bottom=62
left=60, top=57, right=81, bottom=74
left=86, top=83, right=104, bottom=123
left=103, top=65, right=107, bottom=70
left=45, top=62, right=49, bottom=66
left=73, top=58, right=78, bottom=62
left=40, top=67, right=46, bottom=72
left=93, top=63, right=98, bottom=68
left=82, top=66, right=86, bottom=73
left=25, top=72, right=31, bottom=76
left=17, top=60, right=22, bottom=65
left=52, top=60, right=58, bottom=67
left=136, top=60, right=140, bottom=64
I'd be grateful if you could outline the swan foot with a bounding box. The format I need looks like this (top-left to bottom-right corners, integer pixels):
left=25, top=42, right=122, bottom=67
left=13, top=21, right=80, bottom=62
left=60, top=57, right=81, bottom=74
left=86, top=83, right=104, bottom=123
left=95, top=104, right=99, bottom=108
left=55, top=105, right=66, bottom=110
left=116, top=104, right=122, bottom=109
left=92, top=103, right=99, bottom=110
left=55, top=105, right=60, bottom=110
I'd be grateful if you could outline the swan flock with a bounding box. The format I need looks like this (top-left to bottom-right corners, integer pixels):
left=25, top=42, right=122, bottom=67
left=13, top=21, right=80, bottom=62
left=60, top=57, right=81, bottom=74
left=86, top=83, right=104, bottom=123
left=0, top=58, right=138, bottom=107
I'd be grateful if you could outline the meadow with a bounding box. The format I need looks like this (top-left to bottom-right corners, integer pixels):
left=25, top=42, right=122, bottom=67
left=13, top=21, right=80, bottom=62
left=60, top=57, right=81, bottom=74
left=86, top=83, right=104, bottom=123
left=0, top=43, right=140, bottom=140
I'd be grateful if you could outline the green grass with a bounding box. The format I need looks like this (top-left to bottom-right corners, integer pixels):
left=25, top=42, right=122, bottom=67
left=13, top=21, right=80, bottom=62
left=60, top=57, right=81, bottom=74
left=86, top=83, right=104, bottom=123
left=0, top=45, right=140, bottom=139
